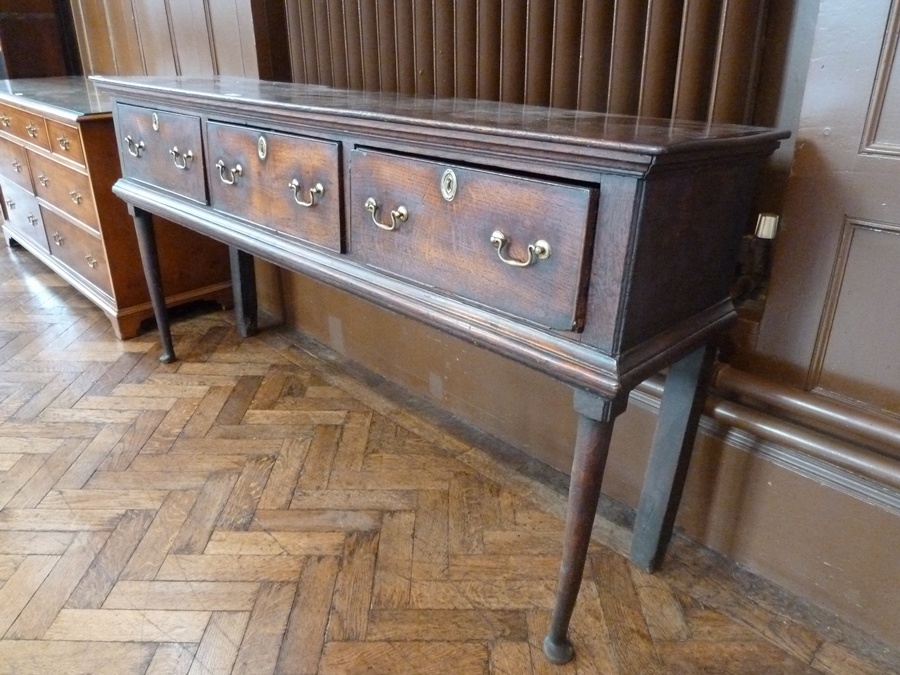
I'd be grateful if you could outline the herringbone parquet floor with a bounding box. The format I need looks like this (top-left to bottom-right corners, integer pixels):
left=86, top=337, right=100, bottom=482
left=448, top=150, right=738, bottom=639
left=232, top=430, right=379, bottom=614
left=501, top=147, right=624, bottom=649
left=1, top=239, right=898, bottom=675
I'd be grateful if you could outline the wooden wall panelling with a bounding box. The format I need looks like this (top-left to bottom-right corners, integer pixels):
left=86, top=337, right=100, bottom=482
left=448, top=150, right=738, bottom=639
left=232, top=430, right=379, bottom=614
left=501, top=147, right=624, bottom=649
left=325, top=0, right=348, bottom=88
left=452, top=0, right=475, bottom=99
left=549, top=0, right=580, bottom=110
left=523, top=0, right=553, bottom=106
left=476, top=1, right=501, bottom=102
left=672, top=0, right=720, bottom=122
left=639, top=0, right=683, bottom=119
left=129, top=0, right=176, bottom=74
left=167, top=0, right=214, bottom=76
left=709, top=0, right=768, bottom=124
left=70, top=0, right=120, bottom=74
left=499, top=0, right=526, bottom=104
left=412, top=0, right=434, bottom=97
left=432, top=0, right=453, bottom=97
left=576, top=2, right=613, bottom=112
left=606, top=2, right=646, bottom=115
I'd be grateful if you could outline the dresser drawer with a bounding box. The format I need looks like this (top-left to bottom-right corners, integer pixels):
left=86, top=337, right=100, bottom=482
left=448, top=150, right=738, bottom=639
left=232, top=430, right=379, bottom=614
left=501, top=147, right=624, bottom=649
left=207, top=122, right=341, bottom=251
left=27, top=150, right=98, bottom=231
left=46, top=119, right=86, bottom=167
left=0, top=136, right=33, bottom=192
left=348, top=149, right=595, bottom=330
left=0, top=103, right=49, bottom=150
left=43, top=208, right=113, bottom=298
left=2, top=179, right=49, bottom=254
left=116, top=103, right=206, bottom=203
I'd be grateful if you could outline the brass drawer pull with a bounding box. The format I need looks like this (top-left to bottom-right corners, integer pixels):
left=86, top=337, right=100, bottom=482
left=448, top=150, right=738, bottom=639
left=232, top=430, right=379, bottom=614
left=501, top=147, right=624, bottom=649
left=125, top=135, right=145, bottom=157
left=215, top=159, right=242, bottom=185
left=84, top=254, right=98, bottom=268
left=38, top=173, right=49, bottom=187
left=169, top=146, right=193, bottom=170
left=0, top=114, right=9, bottom=126
left=364, top=197, right=407, bottom=231
left=25, top=122, right=38, bottom=138
left=57, top=135, right=71, bottom=151
left=26, top=213, right=38, bottom=226
left=289, top=179, right=323, bottom=207
left=490, top=230, right=551, bottom=268
left=52, top=232, right=63, bottom=245
left=5, top=198, right=14, bottom=210
left=11, top=159, right=21, bottom=173
left=69, top=190, right=83, bottom=204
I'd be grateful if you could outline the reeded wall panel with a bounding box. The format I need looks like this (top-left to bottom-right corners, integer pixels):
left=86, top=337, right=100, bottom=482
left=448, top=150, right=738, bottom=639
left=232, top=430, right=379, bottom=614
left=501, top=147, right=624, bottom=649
left=284, top=0, right=770, bottom=124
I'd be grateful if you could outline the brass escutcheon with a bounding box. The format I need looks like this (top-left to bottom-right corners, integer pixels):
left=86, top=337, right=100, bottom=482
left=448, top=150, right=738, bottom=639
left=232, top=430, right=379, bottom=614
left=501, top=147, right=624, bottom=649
left=440, top=168, right=457, bottom=201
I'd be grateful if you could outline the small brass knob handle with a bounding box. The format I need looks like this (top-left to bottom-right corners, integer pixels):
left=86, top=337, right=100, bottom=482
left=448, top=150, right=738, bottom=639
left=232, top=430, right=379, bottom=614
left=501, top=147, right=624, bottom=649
left=289, top=179, right=323, bottom=207
left=0, top=114, right=9, bottom=126
left=215, top=159, right=242, bottom=185
left=84, top=254, right=98, bottom=268
left=69, top=190, right=83, bottom=205
left=38, top=174, right=49, bottom=187
left=490, top=230, right=551, bottom=268
left=10, top=159, right=21, bottom=173
left=365, top=197, right=408, bottom=231
left=57, top=135, right=71, bottom=151
left=125, top=135, right=144, bottom=157
left=169, top=146, right=193, bottom=170
left=25, top=122, right=38, bottom=138
left=5, top=199, right=14, bottom=210
left=52, top=232, right=63, bottom=245
left=26, top=213, right=37, bottom=226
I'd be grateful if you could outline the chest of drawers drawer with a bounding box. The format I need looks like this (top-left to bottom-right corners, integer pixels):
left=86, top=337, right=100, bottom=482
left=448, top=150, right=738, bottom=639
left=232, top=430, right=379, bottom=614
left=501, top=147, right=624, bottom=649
left=45, top=119, right=86, bottom=167
left=0, top=102, right=49, bottom=150
left=207, top=122, right=341, bottom=251
left=116, top=103, right=206, bottom=203
left=0, top=135, right=32, bottom=191
left=348, top=149, right=596, bottom=330
left=42, top=207, right=112, bottom=298
left=27, top=150, right=98, bottom=230
left=1, top=179, right=48, bottom=254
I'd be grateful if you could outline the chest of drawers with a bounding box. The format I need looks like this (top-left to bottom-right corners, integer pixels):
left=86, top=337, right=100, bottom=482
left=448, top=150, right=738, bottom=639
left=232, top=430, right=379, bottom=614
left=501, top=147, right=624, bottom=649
left=0, top=78, right=231, bottom=338
left=94, top=75, right=786, bottom=664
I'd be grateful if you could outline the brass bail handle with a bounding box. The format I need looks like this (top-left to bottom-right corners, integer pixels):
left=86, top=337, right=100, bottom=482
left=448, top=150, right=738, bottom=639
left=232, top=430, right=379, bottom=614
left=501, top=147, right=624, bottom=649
left=169, top=146, right=193, bottom=169
left=216, top=159, right=242, bottom=185
left=125, top=135, right=145, bottom=157
left=289, top=179, right=324, bottom=207
left=490, top=230, right=551, bottom=268
left=365, top=197, right=408, bottom=231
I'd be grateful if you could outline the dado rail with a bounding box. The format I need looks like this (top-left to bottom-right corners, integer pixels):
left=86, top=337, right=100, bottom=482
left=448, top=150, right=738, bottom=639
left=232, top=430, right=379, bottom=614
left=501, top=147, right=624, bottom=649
left=93, top=75, right=785, bottom=664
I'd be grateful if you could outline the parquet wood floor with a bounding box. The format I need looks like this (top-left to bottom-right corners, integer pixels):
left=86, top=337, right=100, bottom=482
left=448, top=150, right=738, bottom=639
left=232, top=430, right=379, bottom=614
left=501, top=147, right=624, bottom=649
left=1, top=240, right=898, bottom=675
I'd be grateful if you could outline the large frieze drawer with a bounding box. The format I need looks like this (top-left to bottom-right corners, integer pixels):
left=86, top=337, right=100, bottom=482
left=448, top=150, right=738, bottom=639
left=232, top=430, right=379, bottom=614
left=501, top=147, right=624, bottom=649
left=116, top=103, right=206, bottom=204
left=42, top=207, right=113, bottom=298
left=0, top=102, right=50, bottom=151
left=349, top=149, right=596, bottom=330
left=27, top=150, right=98, bottom=231
left=2, top=179, right=49, bottom=254
left=207, top=122, right=341, bottom=251
left=0, top=135, right=33, bottom=192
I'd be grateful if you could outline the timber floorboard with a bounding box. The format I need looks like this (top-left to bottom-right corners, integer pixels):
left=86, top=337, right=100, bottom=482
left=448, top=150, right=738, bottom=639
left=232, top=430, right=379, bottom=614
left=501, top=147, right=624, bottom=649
left=0, top=241, right=898, bottom=674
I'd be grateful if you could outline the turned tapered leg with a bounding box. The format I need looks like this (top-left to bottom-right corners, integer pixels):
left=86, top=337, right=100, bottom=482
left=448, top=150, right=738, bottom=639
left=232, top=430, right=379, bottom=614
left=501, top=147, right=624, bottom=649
left=130, top=205, right=175, bottom=363
left=229, top=246, right=258, bottom=338
left=544, top=395, right=625, bottom=665
left=630, top=344, right=717, bottom=571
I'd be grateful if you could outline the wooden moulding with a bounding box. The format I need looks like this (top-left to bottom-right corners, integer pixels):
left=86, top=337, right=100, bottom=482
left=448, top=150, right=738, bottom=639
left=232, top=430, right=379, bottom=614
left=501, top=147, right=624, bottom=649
left=638, top=365, right=900, bottom=494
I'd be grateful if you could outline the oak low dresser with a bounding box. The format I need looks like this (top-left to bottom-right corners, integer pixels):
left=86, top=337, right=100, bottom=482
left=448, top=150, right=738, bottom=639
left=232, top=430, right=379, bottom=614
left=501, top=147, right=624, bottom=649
left=93, top=75, right=786, bottom=664
left=0, top=77, right=231, bottom=338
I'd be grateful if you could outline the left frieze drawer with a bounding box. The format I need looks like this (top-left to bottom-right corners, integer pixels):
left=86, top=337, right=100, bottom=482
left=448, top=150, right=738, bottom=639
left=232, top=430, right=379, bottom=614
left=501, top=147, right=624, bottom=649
left=115, top=103, right=207, bottom=204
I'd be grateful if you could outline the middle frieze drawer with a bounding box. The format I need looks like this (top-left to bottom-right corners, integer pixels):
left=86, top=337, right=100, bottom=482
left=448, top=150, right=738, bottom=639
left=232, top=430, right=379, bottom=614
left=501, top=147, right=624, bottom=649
left=207, top=122, right=341, bottom=252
